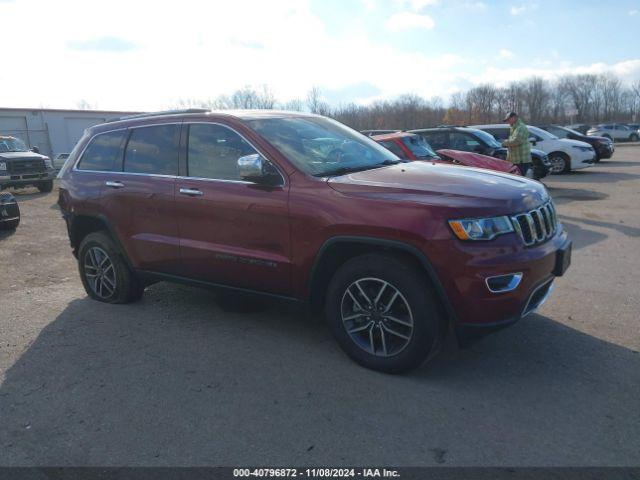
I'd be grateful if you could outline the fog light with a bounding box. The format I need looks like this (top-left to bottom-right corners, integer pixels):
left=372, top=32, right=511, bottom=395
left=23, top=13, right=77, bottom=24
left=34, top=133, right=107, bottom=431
left=486, top=273, right=523, bottom=293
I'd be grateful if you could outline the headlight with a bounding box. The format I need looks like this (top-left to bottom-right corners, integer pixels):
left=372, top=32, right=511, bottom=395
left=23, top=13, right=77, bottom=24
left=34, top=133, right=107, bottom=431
left=572, top=145, right=592, bottom=152
left=0, top=162, right=6, bottom=171
left=448, top=215, right=514, bottom=241
left=44, top=158, right=53, bottom=169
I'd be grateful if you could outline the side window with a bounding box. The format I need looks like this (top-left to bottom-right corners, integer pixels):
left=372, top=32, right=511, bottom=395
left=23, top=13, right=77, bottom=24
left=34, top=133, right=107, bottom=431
left=449, top=132, right=480, bottom=151
left=420, top=132, right=447, bottom=149
left=486, top=129, right=509, bottom=141
left=187, top=124, right=258, bottom=180
left=124, top=124, right=179, bottom=176
left=378, top=140, right=408, bottom=159
left=549, top=127, right=567, bottom=138
left=530, top=132, right=543, bottom=141
left=77, top=130, right=125, bottom=171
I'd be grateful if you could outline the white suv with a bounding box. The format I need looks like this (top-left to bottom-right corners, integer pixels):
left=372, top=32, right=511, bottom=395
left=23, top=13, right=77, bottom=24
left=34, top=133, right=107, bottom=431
left=471, top=124, right=595, bottom=174
left=587, top=124, right=640, bottom=142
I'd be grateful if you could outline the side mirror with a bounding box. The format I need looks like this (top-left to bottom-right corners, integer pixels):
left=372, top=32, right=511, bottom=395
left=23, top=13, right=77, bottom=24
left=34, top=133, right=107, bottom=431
left=237, top=154, right=282, bottom=186
left=30, top=146, right=40, bottom=154
left=528, top=137, right=537, bottom=146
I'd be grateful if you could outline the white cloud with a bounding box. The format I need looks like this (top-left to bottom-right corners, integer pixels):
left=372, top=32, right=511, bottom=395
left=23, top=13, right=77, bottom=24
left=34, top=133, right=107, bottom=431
left=474, top=59, right=640, bottom=88
left=463, top=1, right=487, bottom=10
left=386, top=12, right=435, bottom=31
left=499, top=49, right=515, bottom=59
left=393, top=0, right=439, bottom=11
left=510, top=5, right=526, bottom=15
left=630, top=9, right=638, bottom=15
left=0, top=0, right=637, bottom=110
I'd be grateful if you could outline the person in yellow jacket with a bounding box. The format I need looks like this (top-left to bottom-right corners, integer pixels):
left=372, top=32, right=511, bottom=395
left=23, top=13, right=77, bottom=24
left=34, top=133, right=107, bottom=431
left=502, top=112, right=533, bottom=177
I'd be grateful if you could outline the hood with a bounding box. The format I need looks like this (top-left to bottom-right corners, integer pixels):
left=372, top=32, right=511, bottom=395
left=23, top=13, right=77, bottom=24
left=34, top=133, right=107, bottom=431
left=435, top=149, right=520, bottom=174
left=327, top=161, right=549, bottom=216
left=559, top=138, right=592, bottom=148
left=0, top=151, right=48, bottom=161
left=582, top=135, right=610, bottom=143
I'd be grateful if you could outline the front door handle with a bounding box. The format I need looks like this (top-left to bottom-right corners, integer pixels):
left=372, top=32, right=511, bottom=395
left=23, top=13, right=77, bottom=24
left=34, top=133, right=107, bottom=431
left=105, top=181, right=124, bottom=188
left=179, top=187, right=204, bottom=197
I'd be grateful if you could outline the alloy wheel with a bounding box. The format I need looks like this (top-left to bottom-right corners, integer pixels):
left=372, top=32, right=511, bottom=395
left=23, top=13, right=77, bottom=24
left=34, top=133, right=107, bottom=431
left=84, top=246, right=117, bottom=299
left=340, top=277, right=414, bottom=357
left=548, top=155, right=566, bottom=174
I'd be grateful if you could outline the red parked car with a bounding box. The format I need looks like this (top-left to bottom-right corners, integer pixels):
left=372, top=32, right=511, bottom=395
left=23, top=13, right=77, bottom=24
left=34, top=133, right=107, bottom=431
left=373, top=132, right=520, bottom=175
left=58, top=110, right=571, bottom=373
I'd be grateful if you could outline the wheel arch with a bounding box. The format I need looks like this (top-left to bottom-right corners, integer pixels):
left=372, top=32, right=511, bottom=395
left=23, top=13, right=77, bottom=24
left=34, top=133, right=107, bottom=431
left=308, top=236, right=457, bottom=327
left=68, top=214, right=133, bottom=269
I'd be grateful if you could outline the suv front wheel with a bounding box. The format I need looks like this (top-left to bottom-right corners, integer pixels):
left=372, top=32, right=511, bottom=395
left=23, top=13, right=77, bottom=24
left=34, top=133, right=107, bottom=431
left=78, top=232, right=145, bottom=303
left=325, top=253, right=444, bottom=373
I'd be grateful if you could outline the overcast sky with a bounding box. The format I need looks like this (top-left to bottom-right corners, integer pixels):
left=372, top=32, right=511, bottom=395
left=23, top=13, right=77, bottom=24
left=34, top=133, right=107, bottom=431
left=1, top=0, right=638, bottom=111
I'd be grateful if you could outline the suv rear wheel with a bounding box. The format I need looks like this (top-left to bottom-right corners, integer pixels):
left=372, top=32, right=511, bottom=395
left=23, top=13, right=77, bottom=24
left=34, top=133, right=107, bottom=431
left=78, top=232, right=145, bottom=303
left=325, top=253, right=444, bottom=373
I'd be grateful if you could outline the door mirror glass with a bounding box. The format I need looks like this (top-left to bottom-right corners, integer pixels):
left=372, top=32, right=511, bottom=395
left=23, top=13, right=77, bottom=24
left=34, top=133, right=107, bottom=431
left=238, top=154, right=282, bottom=186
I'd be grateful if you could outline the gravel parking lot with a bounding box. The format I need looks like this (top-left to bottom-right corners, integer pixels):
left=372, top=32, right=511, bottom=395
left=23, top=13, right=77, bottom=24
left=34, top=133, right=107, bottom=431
left=0, top=148, right=639, bottom=467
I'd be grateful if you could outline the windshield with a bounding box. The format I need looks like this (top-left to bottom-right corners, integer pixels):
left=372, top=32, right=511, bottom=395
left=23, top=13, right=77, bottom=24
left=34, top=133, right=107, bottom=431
left=0, top=137, right=29, bottom=153
left=529, top=125, right=557, bottom=140
left=401, top=135, right=439, bottom=159
left=246, top=116, right=400, bottom=176
left=470, top=129, right=502, bottom=148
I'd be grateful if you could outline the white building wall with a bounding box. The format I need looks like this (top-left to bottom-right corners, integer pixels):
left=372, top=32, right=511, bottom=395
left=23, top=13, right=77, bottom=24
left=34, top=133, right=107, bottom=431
left=0, top=108, right=139, bottom=157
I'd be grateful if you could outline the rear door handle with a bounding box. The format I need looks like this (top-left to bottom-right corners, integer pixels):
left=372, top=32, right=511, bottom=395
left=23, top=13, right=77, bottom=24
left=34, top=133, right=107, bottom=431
left=105, top=181, right=124, bottom=188
left=179, top=187, right=204, bottom=197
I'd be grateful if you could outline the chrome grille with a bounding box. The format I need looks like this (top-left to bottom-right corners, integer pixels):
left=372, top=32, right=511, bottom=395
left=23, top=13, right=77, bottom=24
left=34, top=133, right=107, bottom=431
left=511, top=201, right=557, bottom=246
left=8, top=159, right=45, bottom=174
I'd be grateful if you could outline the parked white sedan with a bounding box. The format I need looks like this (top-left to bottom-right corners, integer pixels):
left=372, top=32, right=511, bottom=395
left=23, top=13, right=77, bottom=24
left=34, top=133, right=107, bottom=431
left=471, top=124, right=595, bottom=174
left=587, top=124, right=640, bottom=142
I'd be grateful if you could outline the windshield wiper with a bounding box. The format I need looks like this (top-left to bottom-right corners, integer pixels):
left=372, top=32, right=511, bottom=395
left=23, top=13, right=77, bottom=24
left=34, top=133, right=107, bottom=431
left=319, top=159, right=404, bottom=177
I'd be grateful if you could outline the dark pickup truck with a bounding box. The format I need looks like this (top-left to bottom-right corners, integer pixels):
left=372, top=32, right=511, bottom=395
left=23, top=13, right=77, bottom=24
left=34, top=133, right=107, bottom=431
left=0, top=136, right=56, bottom=192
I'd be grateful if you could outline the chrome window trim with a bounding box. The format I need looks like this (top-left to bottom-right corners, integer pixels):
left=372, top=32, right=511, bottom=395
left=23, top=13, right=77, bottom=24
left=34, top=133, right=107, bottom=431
left=72, top=127, right=128, bottom=173
left=122, top=122, right=182, bottom=176
left=73, top=122, right=183, bottom=174
left=183, top=121, right=287, bottom=187
left=71, top=120, right=287, bottom=187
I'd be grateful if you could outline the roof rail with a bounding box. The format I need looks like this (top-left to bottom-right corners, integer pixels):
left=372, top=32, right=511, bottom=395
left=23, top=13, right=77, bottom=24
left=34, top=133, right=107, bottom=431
left=106, top=108, right=210, bottom=123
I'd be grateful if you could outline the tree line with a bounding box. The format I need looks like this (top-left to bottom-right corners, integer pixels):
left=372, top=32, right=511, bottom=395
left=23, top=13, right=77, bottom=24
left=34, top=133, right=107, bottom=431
left=174, top=73, right=640, bottom=130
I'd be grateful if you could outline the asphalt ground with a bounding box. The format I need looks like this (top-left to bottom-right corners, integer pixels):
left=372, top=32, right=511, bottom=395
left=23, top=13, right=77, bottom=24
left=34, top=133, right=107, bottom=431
left=0, top=147, right=638, bottom=467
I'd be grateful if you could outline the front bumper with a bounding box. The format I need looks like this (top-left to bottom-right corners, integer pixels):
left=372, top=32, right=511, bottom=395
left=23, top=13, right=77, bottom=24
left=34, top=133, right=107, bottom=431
left=427, top=226, right=570, bottom=339
left=571, top=153, right=595, bottom=170
left=595, top=143, right=614, bottom=159
left=0, top=169, right=56, bottom=188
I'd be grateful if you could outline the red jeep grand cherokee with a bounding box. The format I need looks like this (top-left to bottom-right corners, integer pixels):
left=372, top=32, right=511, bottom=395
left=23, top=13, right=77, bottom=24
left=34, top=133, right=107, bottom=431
left=58, top=110, right=571, bottom=373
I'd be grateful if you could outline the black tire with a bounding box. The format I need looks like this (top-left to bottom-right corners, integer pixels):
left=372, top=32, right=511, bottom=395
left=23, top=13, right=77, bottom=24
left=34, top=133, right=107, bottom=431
left=548, top=152, right=570, bottom=174
left=630, top=133, right=639, bottom=142
left=78, top=231, right=145, bottom=303
left=37, top=180, right=53, bottom=193
left=603, top=134, right=612, bottom=141
left=325, top=253, right=445, bottom=373
left=0, top=218, right=19, bottom=230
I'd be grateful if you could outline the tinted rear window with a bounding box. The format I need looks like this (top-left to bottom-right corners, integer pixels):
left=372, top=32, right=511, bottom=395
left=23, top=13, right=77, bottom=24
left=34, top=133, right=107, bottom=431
left=77, top=130, right=125, bottom=171
left=124, top=124, right=179, bottom=175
